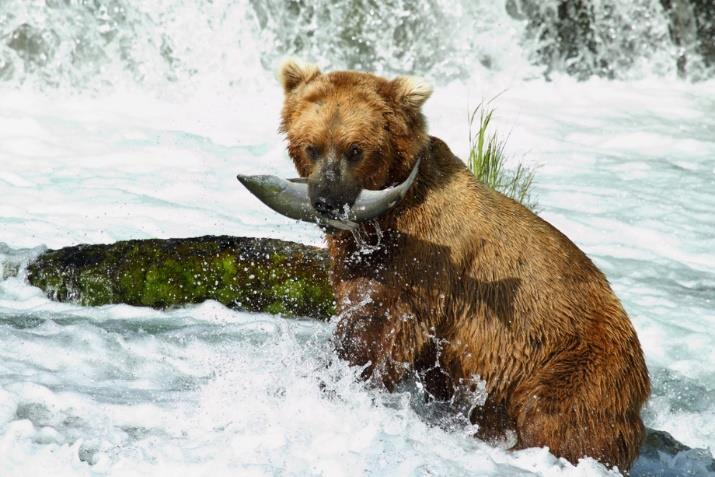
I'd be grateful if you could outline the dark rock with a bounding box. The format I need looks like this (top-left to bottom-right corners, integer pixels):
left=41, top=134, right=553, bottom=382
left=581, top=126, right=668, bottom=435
left=641, top=428, right=691, bottom=459
left=635, top=428, right=715, bottom=475
left=506, top=0, right=715, bottom=79
left=7, top=23, right=58, bottom=67
left=26, top=236, right=335, bottom=319
left=660, top=0, right=715, bottom=77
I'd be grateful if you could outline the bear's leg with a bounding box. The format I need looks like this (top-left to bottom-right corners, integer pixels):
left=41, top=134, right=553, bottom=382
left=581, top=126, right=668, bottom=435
left=470, top=399, right=514, bottom=444
left=334, top=295, right=426, bottom=391
left=511, top=347, right=645, bottom=471
left=514, top=404, right=643, bottom=471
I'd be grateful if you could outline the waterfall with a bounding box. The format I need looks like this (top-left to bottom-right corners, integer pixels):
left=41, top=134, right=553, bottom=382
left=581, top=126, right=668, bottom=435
left=0, top=0, right=712, bottom=90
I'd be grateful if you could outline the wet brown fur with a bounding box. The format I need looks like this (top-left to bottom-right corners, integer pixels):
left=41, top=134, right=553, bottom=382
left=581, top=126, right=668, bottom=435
left=278, top=59, right=651, bottom=472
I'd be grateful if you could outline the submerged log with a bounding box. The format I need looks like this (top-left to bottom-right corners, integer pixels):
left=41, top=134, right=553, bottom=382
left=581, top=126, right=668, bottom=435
left=26, top=236, right=334, bottom=319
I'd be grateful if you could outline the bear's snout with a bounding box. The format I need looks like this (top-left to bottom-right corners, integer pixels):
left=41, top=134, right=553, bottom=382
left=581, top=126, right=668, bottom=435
left=312, top=196, right=342, bottom=217
left=308, top=162, right=361, bottom=219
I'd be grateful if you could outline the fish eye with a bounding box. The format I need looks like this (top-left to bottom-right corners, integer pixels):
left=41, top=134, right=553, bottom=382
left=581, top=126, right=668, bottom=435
left=346, top=144, right=363, bottom=161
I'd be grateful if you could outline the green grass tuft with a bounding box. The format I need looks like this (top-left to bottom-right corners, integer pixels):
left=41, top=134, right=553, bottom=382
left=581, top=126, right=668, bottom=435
left=467, top=103, right=538, bottom=211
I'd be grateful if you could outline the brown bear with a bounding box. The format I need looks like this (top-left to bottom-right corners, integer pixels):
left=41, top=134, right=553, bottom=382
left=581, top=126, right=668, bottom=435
left=277, top=59, right=651, bottom=472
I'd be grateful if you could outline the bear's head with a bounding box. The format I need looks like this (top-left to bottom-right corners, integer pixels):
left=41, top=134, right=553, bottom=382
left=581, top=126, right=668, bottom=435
left=278, top=59, right=432, bottom=219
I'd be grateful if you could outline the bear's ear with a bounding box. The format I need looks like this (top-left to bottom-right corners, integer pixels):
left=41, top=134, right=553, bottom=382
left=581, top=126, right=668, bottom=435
left=277, top=58, right=321, bottom=94
left=391, top=76, right=433, bottom=111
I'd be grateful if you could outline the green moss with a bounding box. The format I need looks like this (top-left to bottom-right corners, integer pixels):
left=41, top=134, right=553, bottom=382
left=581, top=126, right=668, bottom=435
left=468, top=103, right=539, bottom=211
left=220, top=255, right=237, bottom=278
left=39, top=272, right=65, bottom=298
left=27, top=236, right=335, bottom=319
left=78, top=270, right=115, bottom=306
left=264, top=300, right=289, bottom=316
left=118, top=264, right=145, bottom=304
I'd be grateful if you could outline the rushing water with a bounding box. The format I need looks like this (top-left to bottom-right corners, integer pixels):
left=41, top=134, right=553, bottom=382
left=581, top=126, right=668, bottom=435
left=1, top=1, right=714, bottom=476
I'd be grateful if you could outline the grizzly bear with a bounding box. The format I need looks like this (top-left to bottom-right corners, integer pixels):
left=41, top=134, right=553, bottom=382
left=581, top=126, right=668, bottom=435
left=277, top=59, right=651, bottom=471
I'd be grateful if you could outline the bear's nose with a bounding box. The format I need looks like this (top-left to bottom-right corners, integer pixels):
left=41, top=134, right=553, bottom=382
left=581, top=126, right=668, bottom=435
left=313, top=197, right=340, bottom=216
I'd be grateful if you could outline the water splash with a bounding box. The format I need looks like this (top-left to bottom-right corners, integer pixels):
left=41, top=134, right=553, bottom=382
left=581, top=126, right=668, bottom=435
left=0, top=244, right=45, bottom=282
left=349, top=222, right=383, bottom=255
left=511, top=0, right=713, bottom=80
left=0, top=0, right=266, bottom=92
left=248, top=0, right=526, bottom=78
left=1, top=0, right=712, bottom=93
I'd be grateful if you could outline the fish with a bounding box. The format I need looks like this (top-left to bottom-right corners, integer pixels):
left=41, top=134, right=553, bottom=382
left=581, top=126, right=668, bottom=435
left=237, top=157, right=421, bottom=231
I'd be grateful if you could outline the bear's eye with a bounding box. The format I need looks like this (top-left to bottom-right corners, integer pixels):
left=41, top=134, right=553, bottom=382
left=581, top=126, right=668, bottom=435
left=346, top=144, right=363, bottom=161
left=305, top=145, right=320, bottom=160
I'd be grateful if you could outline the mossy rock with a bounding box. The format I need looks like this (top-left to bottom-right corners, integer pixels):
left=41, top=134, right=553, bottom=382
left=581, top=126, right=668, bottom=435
left=26, top=236, right=335, bottom=319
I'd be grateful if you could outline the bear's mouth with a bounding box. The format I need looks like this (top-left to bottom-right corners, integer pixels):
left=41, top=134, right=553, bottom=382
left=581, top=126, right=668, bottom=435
left=236, top=157, right=421, bottom=231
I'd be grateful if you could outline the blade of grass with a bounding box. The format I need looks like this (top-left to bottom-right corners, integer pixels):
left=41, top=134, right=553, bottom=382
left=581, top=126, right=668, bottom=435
left=467, top=102, right=538, bottom=212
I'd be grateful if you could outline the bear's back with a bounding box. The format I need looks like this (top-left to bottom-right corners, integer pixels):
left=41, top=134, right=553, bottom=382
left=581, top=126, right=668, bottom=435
left=394, top=138, right=648, bottom=403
